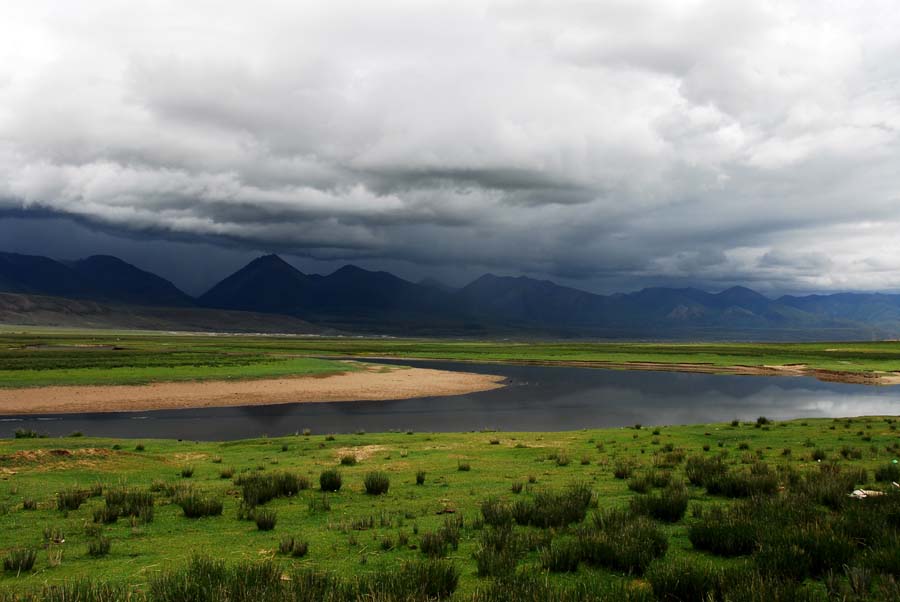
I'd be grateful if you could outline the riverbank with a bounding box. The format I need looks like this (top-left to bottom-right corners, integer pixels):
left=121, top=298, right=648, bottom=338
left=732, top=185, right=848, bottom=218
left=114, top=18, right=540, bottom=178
left=0, top=363, right=506, bottom=415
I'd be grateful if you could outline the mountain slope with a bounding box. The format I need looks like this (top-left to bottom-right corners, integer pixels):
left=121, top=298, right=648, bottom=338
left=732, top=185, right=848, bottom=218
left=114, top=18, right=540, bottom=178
left=0, top=252, right=194, bottom=306
left=72, top=255, right=194, bottom=307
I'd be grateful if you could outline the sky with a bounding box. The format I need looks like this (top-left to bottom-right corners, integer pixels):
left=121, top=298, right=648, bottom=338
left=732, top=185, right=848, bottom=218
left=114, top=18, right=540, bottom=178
left=2, top=1, right=900, bottom=297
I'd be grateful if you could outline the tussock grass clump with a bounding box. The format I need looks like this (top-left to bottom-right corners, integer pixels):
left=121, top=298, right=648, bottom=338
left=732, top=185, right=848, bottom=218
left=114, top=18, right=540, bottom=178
left=339, top=454, right=357, bottom=466
left=415, top=470, right=426, bottom=485
left=473, top=524, right=521, bottom=577
left=578, top=509, right=668, bottom=574
left=875, top=462, right=900, bottom=482
left=180, top=466, right=194, bottom=478
left=104, top=488, right=154, bottom=523
left=630, top=483, right=689, bottom=523
left=254, top=508, right=277, bottom=531
left=56, top=488, right=90, bottom=512
left=22, top=498, right=36, bottom=511
left=87, top=536, right=111, bottom=557
left=539, top=537, right=581, bottom=572
left=613, top=461, right=634, bottom=479
left=481, top=498, right=513, bottom=527
left=646, top=557, right=723, bottom=602
left=510, top=482, right=523, bottom=494
left=705, top=466, right=779, bottom=498
left=93, top=505, right=119, bottom=524
left=688, top=503, right=759, bottom=556
left=237, top=471, right=310, bottom=506
left=363, top=471, right=390, bottom=495
left=685, top=455, right=727, bottom=487
left=219, top=467, right=235, bottom=479
left=457, top=461, right=471, bottom=472
left=472, top=570, right=654, bottom=602
left=512, top=483, right=592, bottom=528
left=278, top=536, right=309, bottom=557
left=14, top=429, right=39, bottom=439
left=319, top=469, right=342, bottom=492
left=3, top=548, right=36, bottom=574
left=174, top=490, right=223, bottom=519
left=420, top=516, right=463, bottom=559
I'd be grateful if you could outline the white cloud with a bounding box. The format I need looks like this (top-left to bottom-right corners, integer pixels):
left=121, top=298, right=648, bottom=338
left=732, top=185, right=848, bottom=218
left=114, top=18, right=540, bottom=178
left=2, top=0, right=900, bottom=292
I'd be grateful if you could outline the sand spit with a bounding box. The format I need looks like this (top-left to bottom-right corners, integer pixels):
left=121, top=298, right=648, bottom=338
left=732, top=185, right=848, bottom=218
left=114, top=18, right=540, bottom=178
left=0, top=365, right=506, bottom=415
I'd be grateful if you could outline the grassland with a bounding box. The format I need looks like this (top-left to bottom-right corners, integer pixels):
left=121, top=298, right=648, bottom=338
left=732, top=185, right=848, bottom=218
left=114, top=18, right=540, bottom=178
left=4, top=329, right=900, bottom=389
left=0, top=417, right=897, bottom=600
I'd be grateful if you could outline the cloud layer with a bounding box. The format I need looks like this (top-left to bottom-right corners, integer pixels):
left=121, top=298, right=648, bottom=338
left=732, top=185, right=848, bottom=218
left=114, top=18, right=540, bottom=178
left=2, top=0, right=900, bottom=293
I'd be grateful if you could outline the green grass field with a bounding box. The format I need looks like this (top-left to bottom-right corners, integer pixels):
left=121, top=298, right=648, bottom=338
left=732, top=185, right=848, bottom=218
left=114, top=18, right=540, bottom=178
left=0, top=417, right=897, bottom=600
left=4, top=329, right=900, bottom=388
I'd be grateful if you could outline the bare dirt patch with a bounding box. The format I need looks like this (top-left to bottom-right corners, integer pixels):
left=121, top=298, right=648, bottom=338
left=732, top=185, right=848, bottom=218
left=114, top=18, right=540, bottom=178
left=333, top=445, right=388, bottom=461
left=0, top=364, right=506, bottom=415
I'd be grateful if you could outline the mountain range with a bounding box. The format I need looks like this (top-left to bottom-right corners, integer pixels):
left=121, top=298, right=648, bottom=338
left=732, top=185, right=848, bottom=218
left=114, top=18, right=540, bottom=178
left=2, top=250, right=900, bottom=339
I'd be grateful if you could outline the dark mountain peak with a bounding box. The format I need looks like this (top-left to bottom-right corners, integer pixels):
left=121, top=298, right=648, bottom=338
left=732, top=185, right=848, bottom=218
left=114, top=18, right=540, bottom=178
left=717, top=285, right=769, bottom=300
left=198, top=254, right=309, bottom=312
left=245, top=254, right=299, bottom=271
left=331, top=264, right=371, bottom=276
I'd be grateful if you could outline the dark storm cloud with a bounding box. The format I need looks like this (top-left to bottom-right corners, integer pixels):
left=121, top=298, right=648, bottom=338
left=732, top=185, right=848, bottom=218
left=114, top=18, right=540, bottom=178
left=2, top=0, right=900, bottom=294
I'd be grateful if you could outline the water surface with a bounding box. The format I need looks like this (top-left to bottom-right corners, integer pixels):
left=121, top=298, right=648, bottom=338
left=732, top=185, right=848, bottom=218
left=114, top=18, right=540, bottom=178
left=4, top=360, right=899, bottom=440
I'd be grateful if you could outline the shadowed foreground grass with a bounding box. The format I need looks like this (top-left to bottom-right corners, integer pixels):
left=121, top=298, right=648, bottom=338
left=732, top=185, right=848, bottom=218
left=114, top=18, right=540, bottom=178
left=0, top=416, right=899, bottom=600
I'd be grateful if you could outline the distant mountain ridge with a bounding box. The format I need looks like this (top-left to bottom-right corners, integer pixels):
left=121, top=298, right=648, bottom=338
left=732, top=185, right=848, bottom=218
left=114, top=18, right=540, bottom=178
left=1, top=250, right=899, bottom=339
left=0, top=252, right=193, bottom=307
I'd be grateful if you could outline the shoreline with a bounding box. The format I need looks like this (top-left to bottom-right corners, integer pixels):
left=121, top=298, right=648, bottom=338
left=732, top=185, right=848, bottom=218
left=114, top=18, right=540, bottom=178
left=354, top=356, right=900, bottom=386
left=0, top=364, right=506, bottom=416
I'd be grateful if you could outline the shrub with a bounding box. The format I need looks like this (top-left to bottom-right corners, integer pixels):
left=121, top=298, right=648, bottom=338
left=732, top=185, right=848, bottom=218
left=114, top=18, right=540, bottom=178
left=3, top=548, right=36, bottom=574
left=579, top=509, right=668, bottom=574
left=319, top=469, right=342, bottom=492
left=630, top=484, right=689, bottom=523
left=363, top=471, right=390, bottom=495
left=540, top=537, right=581, bottom=572
left=416, top=470, right=426, bottom=485
left=174, top=490, right=223, bottom=518
left=14, top=429, right=38, bottom=439
left=339, top=454, right=357, bottom=466
left=87, top=536, right=111, bottom=557
left=254, top=508, right=277, bottom=531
